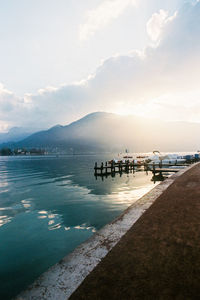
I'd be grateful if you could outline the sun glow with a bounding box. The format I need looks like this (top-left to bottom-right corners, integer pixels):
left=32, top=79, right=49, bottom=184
left=113, top=89, right=200, bottom=123
left=113, top=101, right=157, bottom=118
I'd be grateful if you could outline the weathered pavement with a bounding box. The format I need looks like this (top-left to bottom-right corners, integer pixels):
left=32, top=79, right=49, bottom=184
left=70, top=163, right=200, bottom=300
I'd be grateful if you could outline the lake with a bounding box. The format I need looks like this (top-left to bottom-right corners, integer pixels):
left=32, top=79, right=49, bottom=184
left=0, top=154, right=158, bottom=299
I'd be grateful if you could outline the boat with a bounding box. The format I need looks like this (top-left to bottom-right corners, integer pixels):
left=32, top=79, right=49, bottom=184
left=145, top=151, right=186, bottom=165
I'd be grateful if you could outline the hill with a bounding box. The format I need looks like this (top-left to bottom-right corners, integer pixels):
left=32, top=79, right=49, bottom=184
left=0, top=127, right=39, bottom=144
left=2, top=112, right=200, bottom=153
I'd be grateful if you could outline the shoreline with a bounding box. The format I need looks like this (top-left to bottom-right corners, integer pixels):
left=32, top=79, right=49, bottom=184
left=70, top=161, right=200, bottom=300
left=16, top=164, right=196, bottom=300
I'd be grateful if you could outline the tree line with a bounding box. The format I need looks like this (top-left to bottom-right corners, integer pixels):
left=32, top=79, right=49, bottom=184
left=0, top=148, right=46, bottom=156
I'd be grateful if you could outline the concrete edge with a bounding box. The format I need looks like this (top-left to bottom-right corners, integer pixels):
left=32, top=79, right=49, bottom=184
left=16, top=164, right=197, bottom=300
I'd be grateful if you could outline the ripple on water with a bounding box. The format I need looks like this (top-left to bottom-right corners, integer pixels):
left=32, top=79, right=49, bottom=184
left=0, top=215, right=12, bottom=227
left=0, top=154, right=160, bottom=300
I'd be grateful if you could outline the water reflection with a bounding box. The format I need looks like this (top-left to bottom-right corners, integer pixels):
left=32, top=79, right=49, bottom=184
left=21, top=199, right=31, bottom=208
left=37, top=211, right=61, bottom=230
left=0, top=155, right=159, bottom=234
left=0, top=155, right=159, bottom=300
left=0, top=215, right=12, bottom=227
left=151, top=174, right=168, bottom=183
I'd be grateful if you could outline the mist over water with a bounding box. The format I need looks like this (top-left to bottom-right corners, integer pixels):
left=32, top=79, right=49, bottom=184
left=0, top=154, right=157, bottom=299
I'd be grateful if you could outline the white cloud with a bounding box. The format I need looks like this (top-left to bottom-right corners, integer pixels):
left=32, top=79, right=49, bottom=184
left=1, top=1, right=200, bottom=131
left=0, top=84, right=20, bottom=114
left=143, top=91, right=200, bottom=123
left=38, top=86, right=59, bottom=95
left=146, top=9, right=177, bottom=42
left=79, top=0, right=137, bottom=41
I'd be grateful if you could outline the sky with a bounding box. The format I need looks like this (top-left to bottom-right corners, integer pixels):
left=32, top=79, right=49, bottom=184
left=0, top=0, right=200, bottom=132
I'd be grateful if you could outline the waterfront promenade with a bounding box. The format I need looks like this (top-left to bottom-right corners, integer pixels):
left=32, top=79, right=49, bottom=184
left=70, top=162, right=200, bottom=299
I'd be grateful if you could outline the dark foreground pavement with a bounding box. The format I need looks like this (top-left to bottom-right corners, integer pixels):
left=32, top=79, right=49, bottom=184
left=70, top=163, right=200, bottom=300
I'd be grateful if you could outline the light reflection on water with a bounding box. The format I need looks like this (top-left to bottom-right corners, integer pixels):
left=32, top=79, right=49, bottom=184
left=0, top=215, right=12, bottom=227
left=0, top=154, right=158, bottom=299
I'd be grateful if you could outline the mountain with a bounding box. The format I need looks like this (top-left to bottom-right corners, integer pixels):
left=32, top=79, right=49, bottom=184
left=2, top=112, right=200, bottom=153
left=0, top=127, right=40, bottom=144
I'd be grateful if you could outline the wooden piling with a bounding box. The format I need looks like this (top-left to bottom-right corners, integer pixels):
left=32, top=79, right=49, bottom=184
left=153, top=162, right=155, bottom=176
left=101, top=162, right=103, bottom=175
left=159, top=160, right=162, bottom=168
left=94, top=162, right=97, bottom=176
left=93, top=159, right=189, bottom=178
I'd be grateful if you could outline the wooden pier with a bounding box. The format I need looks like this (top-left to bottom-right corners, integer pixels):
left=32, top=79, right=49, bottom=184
left=94, top=161, right=140, bottom=176
left=94, top=160, right=191, bottom=178
left=152, top=167, right=179, bottom=175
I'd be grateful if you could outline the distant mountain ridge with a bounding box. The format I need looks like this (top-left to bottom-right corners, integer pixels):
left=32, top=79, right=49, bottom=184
left=0, top=127, right=41, bottom=144
left=1, top=112, right=200, bottom=153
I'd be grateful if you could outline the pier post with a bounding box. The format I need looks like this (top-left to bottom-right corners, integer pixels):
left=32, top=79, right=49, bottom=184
left=144, top=162, right=148, bottom=174
left=111, top=161, right=114, bottom=173
left=133, top=160, right=135, bottom=173
left=159, top=160, right=162, bottom=168
left=153, top=162, right=155, bottom=176
left=94, top=162, right=97, bottom=176
left=126, top=161, right=129, bottom=173
left=101, top=162, right=103, bottom=175
left=119, top=162, right=122, bottom=173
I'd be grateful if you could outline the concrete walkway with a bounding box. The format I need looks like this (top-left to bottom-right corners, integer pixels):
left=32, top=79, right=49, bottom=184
left=70, top=163, right=200, bottom=300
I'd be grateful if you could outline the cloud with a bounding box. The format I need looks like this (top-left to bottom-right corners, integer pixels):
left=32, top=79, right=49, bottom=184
left=79, top=0, right=137, bottom=41
left=0, top=85, right=34, bottom=130
left=0, top=84, right=22, bottom=116
left=146, top=9, right=177, bottom=42
left=1, top=1, right=200, bottom=130
left=132, top=91, right=200, bottom=122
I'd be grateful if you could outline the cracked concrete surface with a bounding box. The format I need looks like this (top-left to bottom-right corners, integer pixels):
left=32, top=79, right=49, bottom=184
left=16, top=165, right=195, bottom=300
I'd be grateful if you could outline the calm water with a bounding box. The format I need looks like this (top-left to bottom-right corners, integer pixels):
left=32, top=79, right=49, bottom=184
left=0, top=154, right=158, bottom=299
